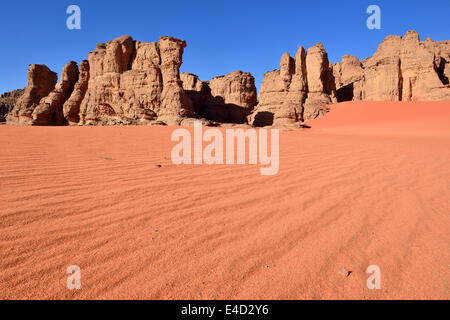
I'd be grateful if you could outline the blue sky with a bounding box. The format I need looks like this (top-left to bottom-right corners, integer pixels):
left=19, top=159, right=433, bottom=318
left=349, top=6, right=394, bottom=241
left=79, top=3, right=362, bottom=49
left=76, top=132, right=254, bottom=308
left=0, top=0, right=449, bottom=93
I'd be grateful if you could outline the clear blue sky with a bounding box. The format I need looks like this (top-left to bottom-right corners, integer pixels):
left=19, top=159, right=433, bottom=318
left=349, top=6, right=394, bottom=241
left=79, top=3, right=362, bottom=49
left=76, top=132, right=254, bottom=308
left=0, top=0, right=449, bottom=93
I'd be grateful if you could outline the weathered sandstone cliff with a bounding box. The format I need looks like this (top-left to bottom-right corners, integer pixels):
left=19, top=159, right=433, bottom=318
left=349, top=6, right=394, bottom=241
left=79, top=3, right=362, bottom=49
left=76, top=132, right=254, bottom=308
left=7, top=35, right=196, bottom=126
left=249, top=43, right=336, bottom=126
left=4, top=31, right=450, bottom=127
left=250, top=31, right=449, bottom=127
left=78, top=35, right=195, bottom=126
left=32, top=61, right=79, bottom=125
left=333, top=31, right=450, bottom=103
left=7, top=65, right=57, bottom=125
left=63, top=60, right=90, bottom=125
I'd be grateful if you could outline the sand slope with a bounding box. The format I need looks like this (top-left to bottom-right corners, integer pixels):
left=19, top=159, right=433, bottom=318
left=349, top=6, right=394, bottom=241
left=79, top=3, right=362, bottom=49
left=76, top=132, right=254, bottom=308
left=1, top=101, right=449, bottom=299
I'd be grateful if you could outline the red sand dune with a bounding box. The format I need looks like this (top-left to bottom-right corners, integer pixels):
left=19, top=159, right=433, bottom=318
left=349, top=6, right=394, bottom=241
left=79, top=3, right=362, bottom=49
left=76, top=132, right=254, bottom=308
left=0, top=101, right=449, bottom=299
left=308, top=101, right=450, bottom=135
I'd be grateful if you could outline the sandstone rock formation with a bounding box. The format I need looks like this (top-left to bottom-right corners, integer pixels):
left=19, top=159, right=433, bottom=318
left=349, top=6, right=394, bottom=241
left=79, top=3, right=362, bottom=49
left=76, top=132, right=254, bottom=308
left=157, top=36, right=196, bottom=124
left=0, top=89, right=24, bottom=122
left=7, top=35, right=196, bottom=126
left=249, top=44, right=335, bottom=126
left=7, top=65, right=57, bottom=125
left=249, top=31, right=449, bottom=127
left=434, top=40, right=450, bottom=85
left=332, top=55, right=364, bottom=102
left=5, top=31, right=450, bottom=127
left=32, top=61, right=79, bottom=125
left=181, top=71, right=257, bottom=124
left=78, top=35, right=195, bottom=126
left=63, top=60, right=90, bottom=125
left=303, top=44, right=337, bottom=121
left=333, top=31, right=450, bottom=103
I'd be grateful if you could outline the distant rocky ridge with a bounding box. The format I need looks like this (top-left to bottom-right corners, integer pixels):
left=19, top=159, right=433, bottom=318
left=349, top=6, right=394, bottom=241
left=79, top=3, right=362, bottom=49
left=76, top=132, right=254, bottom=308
left=4, top=31, right=450, bottom=127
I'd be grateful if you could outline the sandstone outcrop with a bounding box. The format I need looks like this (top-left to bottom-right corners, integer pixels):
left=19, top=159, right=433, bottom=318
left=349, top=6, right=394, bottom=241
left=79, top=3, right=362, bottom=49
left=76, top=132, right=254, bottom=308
left=249, top=31, right=449, bottom=127
left=333, top=55, right=364, bottom=102
left=181, top=71, right=257, bottom=124
left=5, top=31, right=450, bottom=127
left=32, top=61, right=79, bottom=125
left=303, top=44, right=337, bottom=121
left=249, top=44, right=335, bottom=126
left=7, top=36, right=196, bottom=126
left=0, top=89, right=24, bottom=122
left=363, top=35, right=403, bottom=101
left=157, top=36, right=196, bottom=124
left=63, top=60, right=90, bottom=125
left=434, top=40, right=450, bottom=85
left=78, top=35, right=195, bottom=126
left=6, top=65, right=57, bottom=125
left=333, top=31, right=450, bottom=103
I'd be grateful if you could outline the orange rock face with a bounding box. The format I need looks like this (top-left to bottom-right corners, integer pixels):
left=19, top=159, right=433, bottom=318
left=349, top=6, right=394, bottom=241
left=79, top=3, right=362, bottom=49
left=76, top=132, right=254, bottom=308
left=303, top=44, right=337, bottom=121
left=7, top=36, right=198, bottom=126
left=4, top=31, right=450, bottom=127
left=334, top=31, right=450, bottom=103
left=78, top=35, right=195, bottom=126
left=250, top=31, right=449, bottom=127
left=250, top=44, right=335, bottom=126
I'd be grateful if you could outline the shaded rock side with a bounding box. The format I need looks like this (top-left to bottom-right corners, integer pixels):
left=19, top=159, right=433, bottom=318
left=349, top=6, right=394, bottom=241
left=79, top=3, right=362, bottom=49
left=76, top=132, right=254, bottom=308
left=434, top=40, right=450, bottom=86
left=333, top=55, right=364, bottom=102
left=63, top=60, right=90, bottom=125
left=303, top=43, right=337, bottom=121
left=0, top=89, right=24, bottom=122
left=32, top=61, right=80, bottom=125
left=6, top=65, right=57, bottom=125
left=182, top=71, right=257, bottom=124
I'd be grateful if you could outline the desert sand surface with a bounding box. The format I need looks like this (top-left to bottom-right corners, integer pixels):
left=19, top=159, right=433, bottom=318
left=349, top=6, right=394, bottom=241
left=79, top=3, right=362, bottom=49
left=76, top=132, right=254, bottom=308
left=1, top=101, right=449, bottom=300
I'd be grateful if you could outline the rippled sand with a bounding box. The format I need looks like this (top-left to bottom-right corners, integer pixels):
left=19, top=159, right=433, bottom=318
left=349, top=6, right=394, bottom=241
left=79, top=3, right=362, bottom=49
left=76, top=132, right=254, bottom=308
left=1, top=101, right=449, bottom=299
